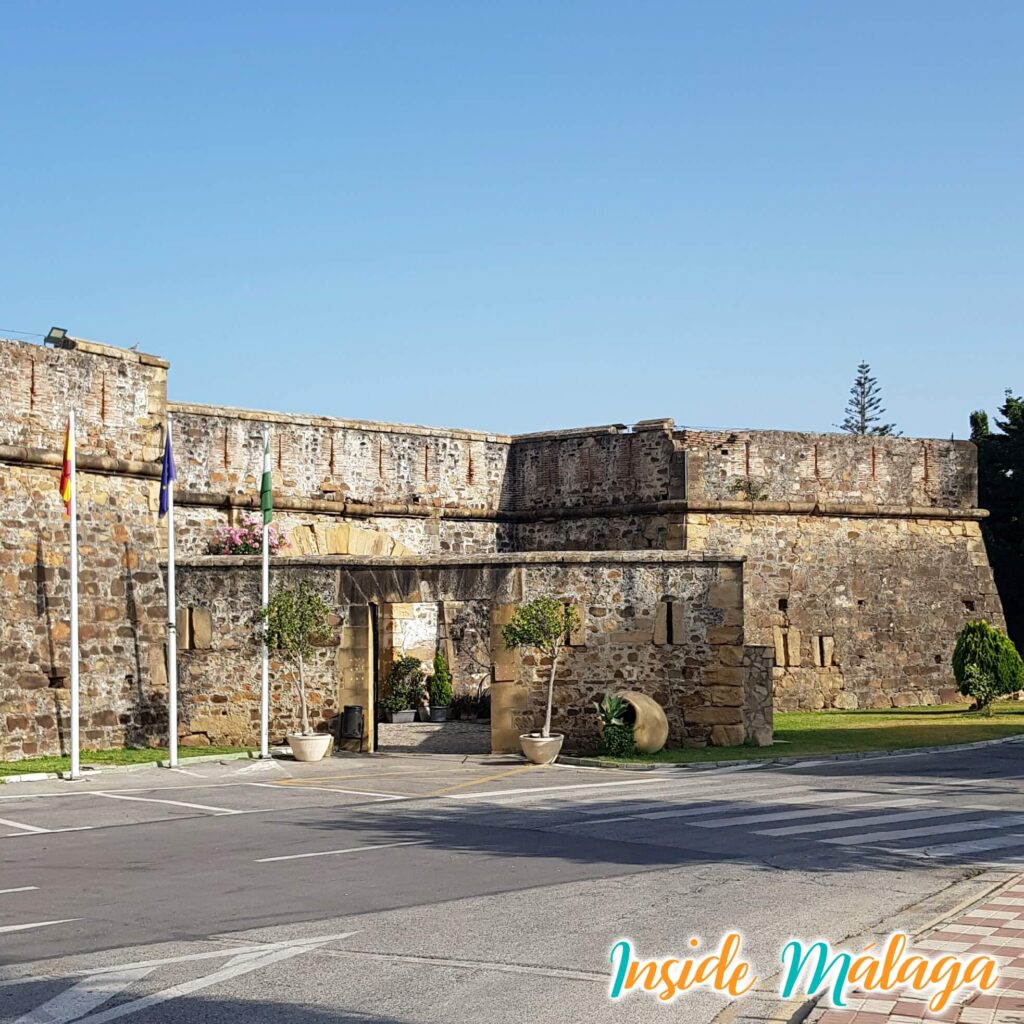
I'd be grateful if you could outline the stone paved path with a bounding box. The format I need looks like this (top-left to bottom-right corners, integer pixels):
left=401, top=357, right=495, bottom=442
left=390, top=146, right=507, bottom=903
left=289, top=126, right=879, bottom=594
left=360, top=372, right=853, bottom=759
left=377, top=719, right=491, bottom=753
left=815, top=875, right=1024, bottom=1024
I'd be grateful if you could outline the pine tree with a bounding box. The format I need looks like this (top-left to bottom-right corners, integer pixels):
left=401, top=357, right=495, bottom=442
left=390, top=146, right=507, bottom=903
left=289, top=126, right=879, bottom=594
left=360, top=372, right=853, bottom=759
left=837, top=362, right=900, bottom=436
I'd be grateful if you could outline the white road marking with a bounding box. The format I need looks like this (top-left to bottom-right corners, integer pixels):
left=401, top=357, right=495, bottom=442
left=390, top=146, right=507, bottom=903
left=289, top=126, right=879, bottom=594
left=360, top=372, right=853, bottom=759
left=692, top=797, right=930, bottom=829
left=247, top=782, right=406, bottom=800
left=0, top=886, right=39, bottom=895
left=0, top=919, right=80, bottom=935
left=234, top=761, right=282, bottom=774
left=824, top=812, right=1024, bottom=846
left=565, top=788, right=882, bottom=827
left=908, top=833, right=1024, bottom=858
left=447, top=778, right=667, bottom=801
left=12, top=965, right=158, bottom=1023
left=0, top=816, right=50, bottom=834
left=166, top=768, right=205, bottom=777
left=63, top=935, right=359, bottom=1024
left=255, top=840, right=428, bottom=863
left=757, top=805, right=979, bottom=837
left=93, top=793, right=240, bottom=814
left=567, top=779, right=814, bottom=814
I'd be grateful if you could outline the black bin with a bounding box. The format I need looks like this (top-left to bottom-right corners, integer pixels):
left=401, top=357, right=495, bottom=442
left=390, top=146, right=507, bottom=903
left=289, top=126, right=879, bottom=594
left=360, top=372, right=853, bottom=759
left=341, top=705, right=364, bottom=740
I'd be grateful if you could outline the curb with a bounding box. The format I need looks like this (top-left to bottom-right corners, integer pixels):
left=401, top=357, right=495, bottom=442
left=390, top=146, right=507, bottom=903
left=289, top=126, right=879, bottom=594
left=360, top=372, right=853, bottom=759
left=0, top=750, right=257, bottom=785
left=558, top=733, right=1024, bottom=773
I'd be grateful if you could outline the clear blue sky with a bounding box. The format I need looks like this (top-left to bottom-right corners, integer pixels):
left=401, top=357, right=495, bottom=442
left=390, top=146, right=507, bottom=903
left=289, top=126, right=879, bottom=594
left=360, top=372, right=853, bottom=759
left=2, top=2, right=1021, bottom=438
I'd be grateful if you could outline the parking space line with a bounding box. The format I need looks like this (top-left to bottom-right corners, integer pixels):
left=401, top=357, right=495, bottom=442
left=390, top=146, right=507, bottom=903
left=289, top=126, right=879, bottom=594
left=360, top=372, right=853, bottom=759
left=255, top=839, right=428, bottom=863
left=94, top=793, right=240, bottom=814
left=0, top=886, right=39, bottom=895
left=0, top=918, right=80, bottom=935
left=0, top=816, right=50, bottom=834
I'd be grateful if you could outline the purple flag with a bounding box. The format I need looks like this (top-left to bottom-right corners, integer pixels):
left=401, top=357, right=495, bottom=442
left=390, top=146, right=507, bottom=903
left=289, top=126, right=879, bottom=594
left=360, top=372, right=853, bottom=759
left=158, top=427, right=176, bottom=518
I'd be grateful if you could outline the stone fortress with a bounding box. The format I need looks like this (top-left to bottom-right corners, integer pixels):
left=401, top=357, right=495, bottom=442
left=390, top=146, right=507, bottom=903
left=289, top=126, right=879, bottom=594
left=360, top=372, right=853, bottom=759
left=0, top=334, right=1005, bottom=761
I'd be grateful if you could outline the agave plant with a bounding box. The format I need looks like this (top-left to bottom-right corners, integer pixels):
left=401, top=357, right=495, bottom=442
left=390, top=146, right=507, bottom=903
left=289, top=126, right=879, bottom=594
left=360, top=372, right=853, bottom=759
left=593, top=694, right=629, bottom=728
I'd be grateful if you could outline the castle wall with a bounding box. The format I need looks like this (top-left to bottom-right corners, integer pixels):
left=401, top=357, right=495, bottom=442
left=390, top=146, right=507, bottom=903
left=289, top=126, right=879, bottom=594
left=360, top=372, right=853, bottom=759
left=687, top=511, right=1003, bottom=709
left=172, top=553, right=768, bottom=753
left=503, top=419, right=683, bottom=512
left=0, top=334, right=1008, bottom=760
left=679, top=428, right=978, bottom=508
left=0, top=339, right=172, bottom=760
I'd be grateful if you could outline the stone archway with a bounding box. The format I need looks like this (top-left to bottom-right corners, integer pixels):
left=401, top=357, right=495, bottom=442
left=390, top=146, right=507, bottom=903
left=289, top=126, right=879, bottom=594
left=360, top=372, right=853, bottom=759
left=276, top=521, right=416, bottom=753
left=282, top=521, right=415, bottom=557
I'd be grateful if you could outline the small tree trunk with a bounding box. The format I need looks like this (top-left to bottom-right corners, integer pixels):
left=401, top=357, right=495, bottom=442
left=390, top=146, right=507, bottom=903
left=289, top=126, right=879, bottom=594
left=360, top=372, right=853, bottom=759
left=543, top=642, right=559, bottom=738
left=297, top=652, right=311, bottom=735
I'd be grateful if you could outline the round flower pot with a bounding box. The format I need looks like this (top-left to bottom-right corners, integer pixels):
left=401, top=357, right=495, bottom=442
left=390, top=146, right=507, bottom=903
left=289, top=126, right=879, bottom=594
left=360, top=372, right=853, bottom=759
left=519, top=733, right=564, bottom=765
left=286, top=733, right=333, bottom=762
left=613, top=691, right=669, bottom=754
left=429, top=706, right=449, bottom=723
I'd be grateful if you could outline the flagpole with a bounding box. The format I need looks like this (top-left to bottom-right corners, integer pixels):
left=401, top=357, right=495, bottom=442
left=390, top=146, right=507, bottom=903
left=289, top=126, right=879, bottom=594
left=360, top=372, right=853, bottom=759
left=68, top=410, right=81, bottom=781
left=260, top=427, right=270, bottom=759
left=166, top=415, right=178, bottom=768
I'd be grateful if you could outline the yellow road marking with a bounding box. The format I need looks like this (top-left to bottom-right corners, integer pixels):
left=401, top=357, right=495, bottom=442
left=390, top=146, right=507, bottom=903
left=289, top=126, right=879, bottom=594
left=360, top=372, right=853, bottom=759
left=425, top=764, right=541, bottom=797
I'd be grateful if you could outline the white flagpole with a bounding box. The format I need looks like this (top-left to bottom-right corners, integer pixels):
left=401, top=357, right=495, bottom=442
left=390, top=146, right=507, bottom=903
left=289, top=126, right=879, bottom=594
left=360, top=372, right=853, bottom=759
left=260, top=428, right=270, bottom=759
left=166, top=416, right=179, bottom=769
left=68, top=410, right=81, bottom=781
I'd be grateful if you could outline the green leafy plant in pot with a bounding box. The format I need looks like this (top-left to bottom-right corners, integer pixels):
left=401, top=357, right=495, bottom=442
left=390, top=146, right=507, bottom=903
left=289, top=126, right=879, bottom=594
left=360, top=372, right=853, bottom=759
left=381, top=656, right=424, bottom=724
left=253, top=582, right=335, bottom=762
left=428, top=650, right=453, bottom=722
left=501, top=596, right=580, bottom=764
left=594, top=695, right=635, bottom=758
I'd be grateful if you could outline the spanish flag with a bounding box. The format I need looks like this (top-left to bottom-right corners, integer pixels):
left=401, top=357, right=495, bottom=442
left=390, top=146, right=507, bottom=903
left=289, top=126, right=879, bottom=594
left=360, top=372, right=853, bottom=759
left=58, top=416, right=73, bottom=515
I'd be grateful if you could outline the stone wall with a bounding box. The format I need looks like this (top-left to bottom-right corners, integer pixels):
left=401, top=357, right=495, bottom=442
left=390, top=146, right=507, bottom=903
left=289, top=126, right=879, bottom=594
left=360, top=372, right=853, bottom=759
left=679, top=428, right=978, bottom=509
left=503, top=419, right=684, bottom=512
left=0, top=458, right=169, bottom=760
left=171, top=403, right=512, bottom=511
left=688, top=511, right=1003, bottom=709
left=173, top=553, right=769, bottom=753
left=0, top=333, right=1008, bottom=760
left=0, top=339, right=171, bottom=760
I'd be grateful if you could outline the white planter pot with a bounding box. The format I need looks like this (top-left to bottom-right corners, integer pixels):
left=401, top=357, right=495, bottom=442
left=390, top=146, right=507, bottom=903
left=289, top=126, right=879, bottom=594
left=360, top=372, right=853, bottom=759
left=286, top=733, right=333, bottom=762
left=519, top=733, right=564, bottom=765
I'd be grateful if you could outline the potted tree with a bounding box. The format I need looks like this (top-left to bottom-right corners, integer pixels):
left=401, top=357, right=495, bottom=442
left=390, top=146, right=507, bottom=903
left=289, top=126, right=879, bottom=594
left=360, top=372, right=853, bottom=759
left=253, top=581, right=335, bottom=762
left=428, top=649, right=453, bottom=722
left=501, top=596, right=580, bottom=764
left=382, top=656, right=423, bottom=723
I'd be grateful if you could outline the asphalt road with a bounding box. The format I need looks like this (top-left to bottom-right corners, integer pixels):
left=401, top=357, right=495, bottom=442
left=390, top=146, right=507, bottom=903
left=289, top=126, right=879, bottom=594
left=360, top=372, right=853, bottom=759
left=1, top=740, right=1022, bottom=1024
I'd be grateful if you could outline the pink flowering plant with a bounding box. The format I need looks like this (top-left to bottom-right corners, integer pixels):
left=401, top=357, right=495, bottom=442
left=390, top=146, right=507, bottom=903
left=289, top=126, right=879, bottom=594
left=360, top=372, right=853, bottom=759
left=208, top=514, right=288, bottom=555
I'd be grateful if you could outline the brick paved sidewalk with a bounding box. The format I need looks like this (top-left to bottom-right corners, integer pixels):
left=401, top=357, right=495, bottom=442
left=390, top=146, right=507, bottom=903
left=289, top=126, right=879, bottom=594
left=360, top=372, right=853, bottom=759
left=815, top=876, right=1024, bottom=1024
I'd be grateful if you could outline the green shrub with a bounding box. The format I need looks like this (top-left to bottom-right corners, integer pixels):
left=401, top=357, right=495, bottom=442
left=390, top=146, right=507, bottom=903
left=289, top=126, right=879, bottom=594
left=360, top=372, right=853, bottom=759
left=593, top=695, right=635, bottom=757
left=602, top=723, right=635, bottom=758
left=381, top=656, right=424, bottom=715
left=952, top=620, right=1024, bottom=713
left=429, top=650, right=453, bottom=707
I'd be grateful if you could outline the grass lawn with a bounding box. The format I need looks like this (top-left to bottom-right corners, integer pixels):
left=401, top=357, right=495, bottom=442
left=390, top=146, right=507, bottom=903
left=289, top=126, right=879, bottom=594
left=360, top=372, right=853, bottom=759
left=605, top=702, right=1024, bottom=765
left=0, top=745, right=253, bottom=778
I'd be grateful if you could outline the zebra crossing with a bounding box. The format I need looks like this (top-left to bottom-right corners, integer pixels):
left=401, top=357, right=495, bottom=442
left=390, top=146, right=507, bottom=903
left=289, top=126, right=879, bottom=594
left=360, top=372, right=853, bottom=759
left=456, top=764, right=1024, bottom=869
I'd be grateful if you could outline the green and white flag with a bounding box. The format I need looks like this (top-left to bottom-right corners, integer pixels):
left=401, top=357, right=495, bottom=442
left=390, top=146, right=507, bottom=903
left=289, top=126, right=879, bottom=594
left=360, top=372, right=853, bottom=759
left=260, top=433, right=273, bottom=525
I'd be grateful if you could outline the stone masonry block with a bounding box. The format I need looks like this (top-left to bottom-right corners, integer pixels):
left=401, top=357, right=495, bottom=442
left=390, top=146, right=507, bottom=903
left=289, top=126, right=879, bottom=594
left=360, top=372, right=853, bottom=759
left=191, top=607, right=213, bottom=650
